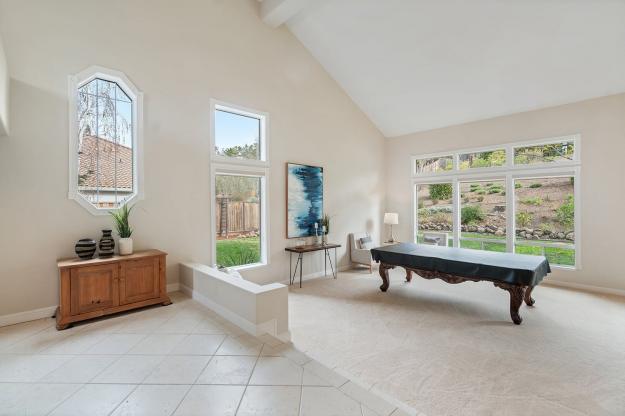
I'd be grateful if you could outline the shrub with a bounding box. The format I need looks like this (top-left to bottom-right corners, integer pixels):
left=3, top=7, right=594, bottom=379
left=521, top=197, right=543, bottom=206
left=477, top=196, right=484, bottom=202
left=418, top=201, right=424, bottom=209
left=529, top=183, right=543, bottom=188
left=514, top=183, right=522, bottom=189
left=556, top=194, right=574, bottom=227
left=516, top=211, right=533, bottom=228
left=461, top=205, right=484, bottom=225
left=469, top=184, right=482, bottom=191
left=429, top=183, right=452, bottom=200
left=539, top=223, right=555, bottom=233
left=488, top=188, right=501, bottom=194
left=476, top=190, right=486, bottom=195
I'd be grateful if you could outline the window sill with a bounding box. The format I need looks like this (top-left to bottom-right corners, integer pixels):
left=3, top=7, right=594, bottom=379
left=231, top=262, right=268, bottom=272
left=551, top=264, right=579, bottom=271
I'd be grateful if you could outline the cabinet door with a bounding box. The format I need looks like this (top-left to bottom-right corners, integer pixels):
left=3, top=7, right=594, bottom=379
left=119, top=257, right=160, bottom=305
left=70, top=264, right=118, bottom=315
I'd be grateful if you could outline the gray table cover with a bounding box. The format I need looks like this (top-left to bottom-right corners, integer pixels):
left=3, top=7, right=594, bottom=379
left=371, top=243, right=550, bottom=286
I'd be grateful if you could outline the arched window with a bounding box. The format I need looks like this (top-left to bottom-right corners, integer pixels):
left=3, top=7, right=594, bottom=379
left=68, top=66, right=143, bottom=214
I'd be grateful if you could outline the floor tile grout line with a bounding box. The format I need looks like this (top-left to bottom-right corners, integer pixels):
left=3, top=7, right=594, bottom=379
left=165, top=384, right=194, bottom=416
left=233, top=342, right=264, bottom=415
left=43, top=382, right=87, bottom=416
left=189, top=335, right=229, bottom=385
left=106, top=384, right=141, bottom=416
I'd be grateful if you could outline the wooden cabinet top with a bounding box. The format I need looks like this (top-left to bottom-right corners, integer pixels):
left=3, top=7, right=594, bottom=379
left=58, top=249, right=167, bottom=269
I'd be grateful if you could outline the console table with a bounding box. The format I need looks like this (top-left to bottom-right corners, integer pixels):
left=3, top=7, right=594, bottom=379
left=285, top=243, right=341, bottom=288
left=56, top=250, right=171, bottom=330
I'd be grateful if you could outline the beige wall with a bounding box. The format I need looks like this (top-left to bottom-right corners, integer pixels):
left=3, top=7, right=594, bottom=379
left=0, top=0, right=385, bottom=317
left=0, top=31, right=8, bottom=135
left=386, top=93, right=625, bottom=292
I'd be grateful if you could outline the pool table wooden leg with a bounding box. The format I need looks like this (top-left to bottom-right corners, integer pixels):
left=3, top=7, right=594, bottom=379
left=378, top=263, right=394, bottom=292
left=494, top=283, right=525, bottom=325
left=404, top=268, right=413, bottom=282
left=524, top=285, right=535, bottom=306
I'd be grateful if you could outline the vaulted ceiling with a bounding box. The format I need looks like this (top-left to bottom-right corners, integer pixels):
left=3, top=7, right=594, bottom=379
left=262, top=0, right=625, bottom=137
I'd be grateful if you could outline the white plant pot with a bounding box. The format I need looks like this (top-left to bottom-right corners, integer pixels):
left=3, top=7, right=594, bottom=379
left=118, top=238, right=133, bottom=255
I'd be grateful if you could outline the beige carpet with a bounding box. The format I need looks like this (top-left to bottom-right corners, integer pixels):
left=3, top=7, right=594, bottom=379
left=288, top=268, right=625, bottom=416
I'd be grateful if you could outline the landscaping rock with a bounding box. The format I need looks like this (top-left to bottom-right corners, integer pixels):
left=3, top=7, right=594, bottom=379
left=495, top=229, right=504, bottom=236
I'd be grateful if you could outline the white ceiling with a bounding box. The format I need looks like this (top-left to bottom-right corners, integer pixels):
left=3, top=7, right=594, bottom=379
left=277, top=0, right=625, bottom=137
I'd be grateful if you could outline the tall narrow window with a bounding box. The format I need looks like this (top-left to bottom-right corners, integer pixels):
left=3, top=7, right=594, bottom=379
left=415, top=183, right=453, bottom=246
left=215, top=175, right=262, bottom=267
left=514, top=177, right=575, bottom=266
left=459, top=180, right=507, bottom=252
left=211, top=100, right=269, bottom=269
left=69, top=67, right=142, bottom=214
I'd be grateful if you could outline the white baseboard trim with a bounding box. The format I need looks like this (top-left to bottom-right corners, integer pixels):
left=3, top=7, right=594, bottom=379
left=0, top=305, right=57, bottom=328
left=166, top=282, right=180, bottom=293
left=280, top=264, right=351, bottom=286
left=543, top=280, right=625, bottom=297
left=179, top=283, right=291, bottom=341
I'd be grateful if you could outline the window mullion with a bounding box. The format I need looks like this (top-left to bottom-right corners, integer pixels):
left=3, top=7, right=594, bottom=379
left=452, top=178, right=460, bottom=247
left=506, top=173, right=514, bottom=253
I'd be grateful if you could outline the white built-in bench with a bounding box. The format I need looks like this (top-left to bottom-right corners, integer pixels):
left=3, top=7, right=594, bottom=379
left=179, top=263, right=290, bottom=341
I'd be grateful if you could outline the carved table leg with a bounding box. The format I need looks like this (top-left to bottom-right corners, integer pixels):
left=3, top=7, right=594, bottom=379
left=524, top=285, right=535, bottom=306
left=405, top=268, right=413, bottom=282
left=378, top=263, right=394, bottom=292
left=494, top=283, right=525, bottom=325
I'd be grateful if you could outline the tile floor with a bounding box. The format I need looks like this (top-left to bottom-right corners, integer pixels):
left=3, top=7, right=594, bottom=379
left=0, top=292, right=419, bottom=416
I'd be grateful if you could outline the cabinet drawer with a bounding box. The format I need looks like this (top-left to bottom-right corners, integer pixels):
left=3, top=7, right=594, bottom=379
left=70, top=264, right=118, bottom=315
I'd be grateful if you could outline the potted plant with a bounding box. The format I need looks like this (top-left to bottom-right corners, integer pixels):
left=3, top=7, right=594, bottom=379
left=110, top=204, right=134, bottom=255
left=321, top=214, right=331, bottom=245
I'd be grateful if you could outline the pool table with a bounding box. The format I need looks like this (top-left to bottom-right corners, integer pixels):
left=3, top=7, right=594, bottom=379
left=371, top=243, right=551, bottom=324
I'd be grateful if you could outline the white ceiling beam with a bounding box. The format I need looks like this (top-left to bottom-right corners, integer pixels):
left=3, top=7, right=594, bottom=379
left=261, top=0, right=312, bottom=28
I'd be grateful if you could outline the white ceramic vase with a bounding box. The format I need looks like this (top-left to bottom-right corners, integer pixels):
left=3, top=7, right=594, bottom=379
left=118, top=238, right=133, bottom=255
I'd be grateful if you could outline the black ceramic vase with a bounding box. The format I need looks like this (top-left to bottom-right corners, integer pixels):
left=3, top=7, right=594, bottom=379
left=75, top=238, right=97, bottom=260
left=99, top=230, right=115, bottom=258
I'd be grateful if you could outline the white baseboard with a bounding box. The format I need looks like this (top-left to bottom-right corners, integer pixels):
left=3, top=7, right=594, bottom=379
left=543, top=280, right=625, bottom=297
left=166, top=282, right=180, bottom=293
left=280, top=264, right=351, bottom=286
left=0, top=306, right=57, bottom=328
left=179, top=283, right=291, bottom=341
left=1, top=282, right=181, bottom=329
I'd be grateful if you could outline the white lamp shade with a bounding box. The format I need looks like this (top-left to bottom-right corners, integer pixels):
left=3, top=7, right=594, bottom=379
left=384, top=212, right=399, bottom=225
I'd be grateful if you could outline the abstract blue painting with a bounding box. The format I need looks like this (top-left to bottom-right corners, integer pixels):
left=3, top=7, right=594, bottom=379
left=287, top=163, right=323, bottom=238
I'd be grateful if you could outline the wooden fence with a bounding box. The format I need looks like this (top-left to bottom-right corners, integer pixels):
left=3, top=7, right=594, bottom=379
left=216, top=200, right=260, bottom=237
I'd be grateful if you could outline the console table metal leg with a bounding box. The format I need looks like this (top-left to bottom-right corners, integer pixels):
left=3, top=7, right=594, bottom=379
left=290, top=252, right=303, bottom=286
left=334, top=247, right=337, bottom=279
left=324, top=249, right=327, bottom=277
left=299, top=253, right=303, bottom=288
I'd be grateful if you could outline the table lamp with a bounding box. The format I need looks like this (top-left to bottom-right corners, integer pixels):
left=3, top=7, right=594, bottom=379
left=384, top=212, right=399, bottom=243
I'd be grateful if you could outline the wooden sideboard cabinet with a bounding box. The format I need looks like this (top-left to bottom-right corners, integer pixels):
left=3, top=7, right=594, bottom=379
left=56, top=250, right=171, bottom=330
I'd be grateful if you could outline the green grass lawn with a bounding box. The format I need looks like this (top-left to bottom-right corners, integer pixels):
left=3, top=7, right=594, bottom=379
left=417, top=232, right=575, bottom=266
left=216, top=236, right=260, bottom=267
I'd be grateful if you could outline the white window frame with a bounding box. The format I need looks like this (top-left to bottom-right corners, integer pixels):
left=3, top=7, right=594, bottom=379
left=411, top=134, right=581, bottom=270
left=210, top=99, right=269, bottom=168
left=210, top=100, right=270, bottom=270
left=68, top=66, right=144, bottom=215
